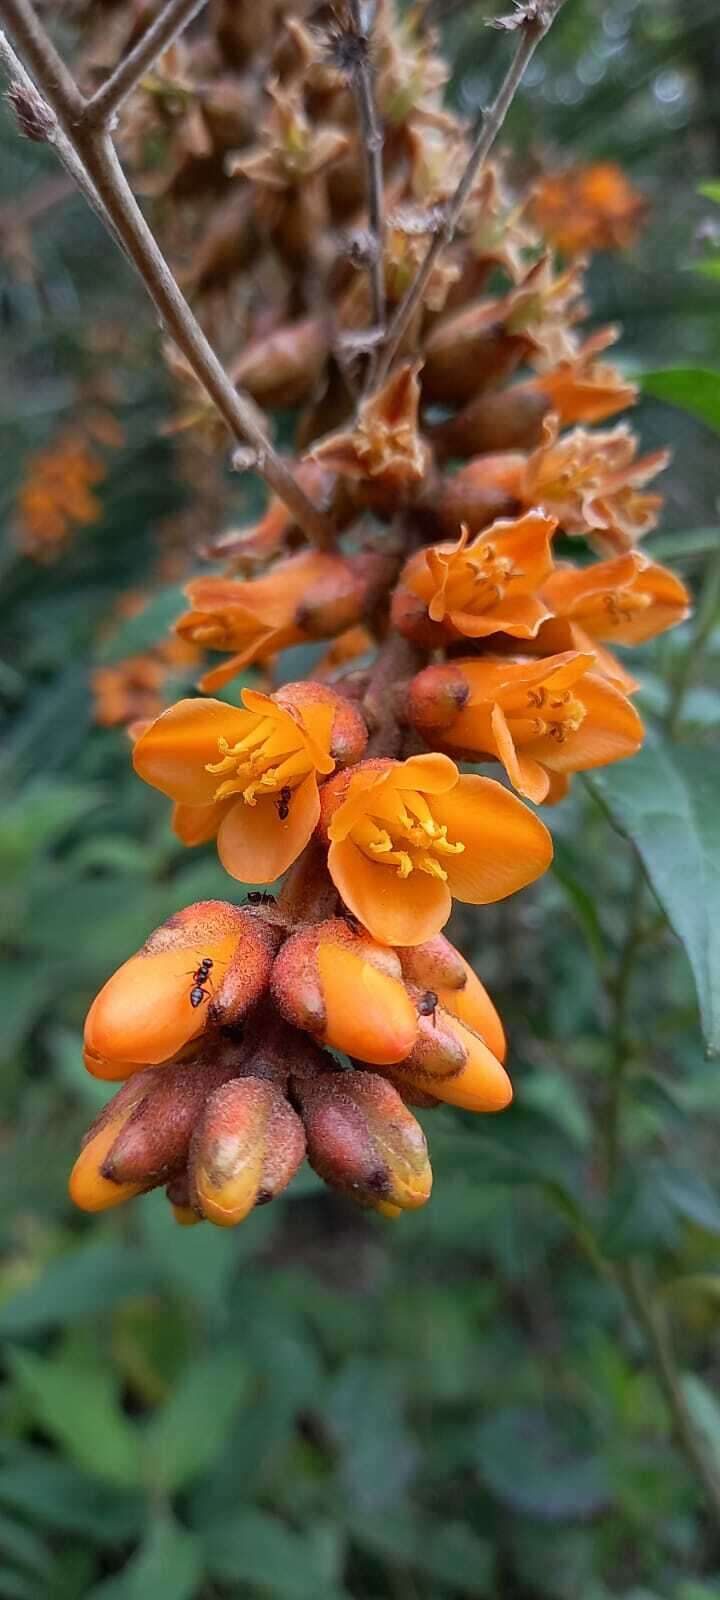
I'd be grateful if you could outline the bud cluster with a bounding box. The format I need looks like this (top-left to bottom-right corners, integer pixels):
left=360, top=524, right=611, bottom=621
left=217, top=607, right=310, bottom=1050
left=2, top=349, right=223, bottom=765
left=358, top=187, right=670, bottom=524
left=72, top=900, right=513, bottom=1224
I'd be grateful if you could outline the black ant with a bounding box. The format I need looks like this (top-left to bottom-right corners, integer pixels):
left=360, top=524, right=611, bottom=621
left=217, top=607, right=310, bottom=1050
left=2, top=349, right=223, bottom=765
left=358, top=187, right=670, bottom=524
left=246, top=891, right=276, bottom=906
left=418, top=989, right=438, bottom=1027
left=276, top=785, right=292, bottom=821
left=188, top=956, right=214, bottom=1009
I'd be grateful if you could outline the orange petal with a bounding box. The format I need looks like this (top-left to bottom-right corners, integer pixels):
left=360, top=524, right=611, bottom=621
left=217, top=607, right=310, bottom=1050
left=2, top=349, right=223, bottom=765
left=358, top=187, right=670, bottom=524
left=84, top=930, right=241, bottom=1068
left=133, top=698, right=252, bottom=805
left=328, top=836, right=452, bottom=946
left=491, top=703, right=550, bottom=804
left=317, top=943, right=419, bottom=1064
left=438, top=958, right=507, bottom=1063
left=172, top=800, right=224, bottom=845
left=216, top=772, right=320, bottom=884
left=529, top=672, right=643, bottom=774
left=432, top=775, right=553, bottom=903
left=450, top=592, right=551, bottom=639
left=69, top=1111, right=145, bottom=1212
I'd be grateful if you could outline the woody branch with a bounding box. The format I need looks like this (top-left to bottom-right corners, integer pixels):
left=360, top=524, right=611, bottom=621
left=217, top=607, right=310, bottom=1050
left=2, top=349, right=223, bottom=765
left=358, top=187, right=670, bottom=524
left=372, top=0, right=567, bottom=389
left=0, top=0, right=337, bottom=551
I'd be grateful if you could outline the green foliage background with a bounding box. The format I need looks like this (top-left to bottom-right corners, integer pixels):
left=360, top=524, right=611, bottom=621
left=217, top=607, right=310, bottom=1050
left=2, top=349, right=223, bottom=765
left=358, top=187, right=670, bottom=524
left=2, top=1, right=720, bottom=1595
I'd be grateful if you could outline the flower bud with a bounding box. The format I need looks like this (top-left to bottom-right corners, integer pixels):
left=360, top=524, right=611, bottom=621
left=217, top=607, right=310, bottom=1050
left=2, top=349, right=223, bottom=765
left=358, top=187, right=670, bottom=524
left=429, top=384, right=549, bottom=461
left=389, top=995, right=511, bottom=1113
left=69, top=1048, right=244, bottom=1212
left=422, top=299, right=535, bottom=405
left=292, top=1070, right=432, bottom=1212
left=166, top=1172, right=202, bottom=1227
left=435, top=455, right=525, bottom=538
left=406, top=664, right=470, bottom=736
left=230, top=315, right=329, bottom=410
left=271, top=918, right=419, bottom=1066
left=190, top=1077, right=306, bottom=1226
left=83, top=901, right=280, bottom=1079
left=274, top=681, right=368, bottom=768
left=395, top=933, right=468, bottom=994
left=294, top=551, right=397, bottom=642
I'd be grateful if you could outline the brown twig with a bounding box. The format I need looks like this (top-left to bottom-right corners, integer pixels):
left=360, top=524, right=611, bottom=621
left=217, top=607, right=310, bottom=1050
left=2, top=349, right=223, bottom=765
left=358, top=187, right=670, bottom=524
left=0, top=0, right=336, bottom=551
left=346, top=0, right=385, bottom=338
left=372, top=0, right=567, bottom=388
left=82, top=0, right=208, bottom=129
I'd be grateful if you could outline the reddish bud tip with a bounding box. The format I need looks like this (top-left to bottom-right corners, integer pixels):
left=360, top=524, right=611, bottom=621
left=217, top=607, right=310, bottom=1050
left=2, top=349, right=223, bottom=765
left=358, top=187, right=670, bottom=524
left=293, top=1069, right=432, bottom=1212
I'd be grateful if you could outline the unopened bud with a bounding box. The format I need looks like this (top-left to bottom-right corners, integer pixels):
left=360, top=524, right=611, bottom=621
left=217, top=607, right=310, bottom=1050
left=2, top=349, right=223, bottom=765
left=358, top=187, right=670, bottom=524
left=390, top=992, right=511, bottom=1112
left=190, top=1077, right=306, bottom=1225
left=231, top=316, right=328, bottom=409
left=435, top=454, right=525, bottom=538
left=407, top=664, right=470, bottom=737
left=275, top=681, right=367, bottom=768
left=423, top=300, right=535, bottom=406
left=69, top=1047, right=244, bottom=1212
left=430, top=383, right=549, bottom=461
left=83, top=901, right=280, bottom=1079
left=271, top=918, right=418, bottom=1066
left=396, top=933, right=468, bottom=993
left=294, top=550, right=397, bottom=640
left=293, top=1069, right=432, bottom=1212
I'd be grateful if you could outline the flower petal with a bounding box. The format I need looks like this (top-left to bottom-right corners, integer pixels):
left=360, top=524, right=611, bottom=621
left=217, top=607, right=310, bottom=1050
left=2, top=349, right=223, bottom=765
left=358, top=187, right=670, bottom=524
left=133, top=698, right=252, bottom=805
left=529, top=672, right=643, bottom=774
left=217, top=772, right=320, bottom=883
left=491, top=703, right=550, bottom=804
left=328, top=836, right=452, bottom=946
left=431, top=775, right=553, bottom=903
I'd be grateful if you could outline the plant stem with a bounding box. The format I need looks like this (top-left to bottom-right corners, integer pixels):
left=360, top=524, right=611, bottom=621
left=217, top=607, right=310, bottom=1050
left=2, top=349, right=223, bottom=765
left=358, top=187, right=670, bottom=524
left=618, top=1261, right=720, bottom=1523
left=347, top=0, right=385, bottom=338
left=603, top=853, right=645, bottom=1182
left=372, top=0, right=566, bottom=388
left=0, top=0, right=336, bottom=551
left=82, top=0, right=208, bottom=129
left=666, top=537, right=720, bottom=739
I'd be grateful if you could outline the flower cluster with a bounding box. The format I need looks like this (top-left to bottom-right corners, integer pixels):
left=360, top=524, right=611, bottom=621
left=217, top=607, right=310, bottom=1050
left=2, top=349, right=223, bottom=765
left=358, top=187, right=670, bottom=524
left=69, top=0, right=690, bottom=1229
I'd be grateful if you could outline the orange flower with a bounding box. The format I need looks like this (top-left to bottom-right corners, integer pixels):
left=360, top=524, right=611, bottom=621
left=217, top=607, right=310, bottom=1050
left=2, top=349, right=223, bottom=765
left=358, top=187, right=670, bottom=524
left=92, top=655, right=168, bottom=729
left=133, top=683, right=367, bottom=884
left=542, top=550, right=690, bottom=646
left=524, top=417, right=668, bottom=552
left=392, top=511, right=557, bottom=648
left=320, top=753, right=552, bottom=945
left=408, top=652, right=644, bottom=804
left=177, top=549, right=385, bottom=692
left=534, top=328, right=638, bottom=427
left=16, top=430, right=105, bottom=562
left=311, top=362, right=429, bottom=491
left=532, top=162, right=647, bottom=257
left=83, top=901, right=280, bottom=1079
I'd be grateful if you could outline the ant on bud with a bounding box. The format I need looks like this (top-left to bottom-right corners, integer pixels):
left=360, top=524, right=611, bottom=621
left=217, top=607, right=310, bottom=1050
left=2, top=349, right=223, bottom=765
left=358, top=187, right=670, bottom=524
left=417, top=989, right=439, bottom=1027
left=276, top=786, right=292, bottom=821
left=189, top=956, right=214, bottom=1009
left=246, top=891, right=277, bottom=906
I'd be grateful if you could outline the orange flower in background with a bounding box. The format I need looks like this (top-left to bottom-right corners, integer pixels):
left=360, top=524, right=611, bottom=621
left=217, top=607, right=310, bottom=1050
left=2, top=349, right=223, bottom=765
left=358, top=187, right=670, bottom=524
left=92, top=654, right=168, bottom=729
left=542, top=550, right=690, bottom=645
left=524, top=418, right=669, bottom=552
left=392, top=511, right=557, bottom=647
left=408, top=652, right=643, bottom=805
left=532, top=162, right=647, bottom=257
left=534, top=328, right=638, bottom=427
left=177, top=548, right=386, bottom=692
left=133, top=682, right=367, bottom=883
left=83, top=901, right=280, bottom=1079
left=16, top=430, right=105, bottom=562
left=320, top=752, right=552, bottom=945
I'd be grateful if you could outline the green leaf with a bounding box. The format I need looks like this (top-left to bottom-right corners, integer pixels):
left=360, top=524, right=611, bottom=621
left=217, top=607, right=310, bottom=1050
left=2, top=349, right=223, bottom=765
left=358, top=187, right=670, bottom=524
left=0, top=1447, right=143, bottom=1543
left=203, top=1509, right=346, bottom=1598
left=349, top=1512, right=494, bottom=1595
left=586, top=733, right=720, bottom=1055
left=87, top=1516, right=204, bottom=1600
left=640, top=367, right=720, bottom=433
left=0, top=1244, right=156, bottom=1338
left=7, top=1348, right=142, bottom=1488
left=681, top=1377, right=720, bottom=1476
left=698, top=181, right=720, bottom=203
left=645, top=527, right=720, bottom=563
left=142, top=1351, right=251, bottom=1492
left=474, top=1406, right=611, bottom=1520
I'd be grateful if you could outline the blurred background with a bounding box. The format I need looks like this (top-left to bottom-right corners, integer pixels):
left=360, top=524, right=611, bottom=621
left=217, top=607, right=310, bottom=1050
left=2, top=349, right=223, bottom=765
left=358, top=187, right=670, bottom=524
left=2, top=0, right=720, bottom=1596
